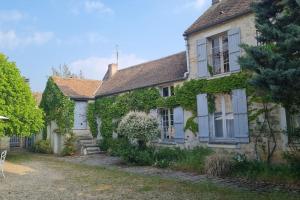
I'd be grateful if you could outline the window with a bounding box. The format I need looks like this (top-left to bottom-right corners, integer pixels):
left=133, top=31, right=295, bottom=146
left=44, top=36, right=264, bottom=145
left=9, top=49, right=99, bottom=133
left=162, top=86, right=174, bottom=97
left=213, top=94, right=234, bottom=139
left=288, top=113, right=300, bottom=142
left=161, top=108, right=174, bottom=139
left=209, top=34, right=229, bottom=75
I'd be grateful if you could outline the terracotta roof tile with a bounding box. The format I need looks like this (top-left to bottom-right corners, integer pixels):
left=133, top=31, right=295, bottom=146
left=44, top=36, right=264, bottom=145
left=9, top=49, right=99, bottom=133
left=96, top=52, right=187, bottom=97
left=184, top=0, right=253, bottom=36
left=52, top=77, right=102, bottom=99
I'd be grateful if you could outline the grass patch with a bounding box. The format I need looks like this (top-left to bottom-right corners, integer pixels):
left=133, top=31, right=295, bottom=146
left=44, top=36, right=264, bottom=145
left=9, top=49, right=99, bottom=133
left=171, top=147, right=213, bottom=173
left=231, top=160, right=300, bottom=184
left=6, top=152, right=33, bottom=163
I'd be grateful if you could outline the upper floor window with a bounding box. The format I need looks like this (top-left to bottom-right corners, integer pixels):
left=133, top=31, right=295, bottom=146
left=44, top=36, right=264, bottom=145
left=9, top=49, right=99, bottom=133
left=162, top=86, right=174, bottom=97
left=197, top=28, right=241, bottom=78
left=209, top=33, right=230, bottom=75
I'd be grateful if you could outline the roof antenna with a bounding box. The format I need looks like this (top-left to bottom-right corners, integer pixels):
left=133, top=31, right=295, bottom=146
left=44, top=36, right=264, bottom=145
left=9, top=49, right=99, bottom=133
left=115, top=44, right=119, bottom=65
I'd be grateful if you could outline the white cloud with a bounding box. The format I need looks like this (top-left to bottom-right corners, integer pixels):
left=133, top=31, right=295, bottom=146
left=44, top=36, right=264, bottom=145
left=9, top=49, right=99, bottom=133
left=72, top=0, right=114, bottom=15
left=84, top=0, right=114, bottom=14
left=69, top=53, right=146, bottom=80
left=0, top=10, right=24, bottom=22
left=0, top=30, right=54, bottom=49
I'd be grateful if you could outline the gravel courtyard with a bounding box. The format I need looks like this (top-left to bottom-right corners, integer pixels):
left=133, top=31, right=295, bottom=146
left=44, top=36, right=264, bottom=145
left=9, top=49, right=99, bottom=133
left=0, top=153, right=299, bottom=200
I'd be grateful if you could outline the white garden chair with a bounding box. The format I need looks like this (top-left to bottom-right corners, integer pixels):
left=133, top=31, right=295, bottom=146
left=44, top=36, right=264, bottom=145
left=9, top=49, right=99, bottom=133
left=0, top=150, right=7, bottom=178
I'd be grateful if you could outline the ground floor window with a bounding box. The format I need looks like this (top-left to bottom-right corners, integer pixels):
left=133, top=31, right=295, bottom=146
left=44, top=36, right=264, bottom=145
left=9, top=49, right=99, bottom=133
left=160, top=108, right=174, bottom=140
left=213, top=94, right=234, bottom=139
left=288, top=112, right=300, bottom=143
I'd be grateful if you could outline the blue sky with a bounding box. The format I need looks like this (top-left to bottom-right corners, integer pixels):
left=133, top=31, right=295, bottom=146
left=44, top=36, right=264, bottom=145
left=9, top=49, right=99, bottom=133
left=0, top=0, right=210, bottom=92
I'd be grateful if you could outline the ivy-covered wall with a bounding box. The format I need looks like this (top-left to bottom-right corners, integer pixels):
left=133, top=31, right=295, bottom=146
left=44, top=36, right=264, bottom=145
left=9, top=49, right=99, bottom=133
left=87, top=102, right=98, bottom=137
left=40, top=77, right=75, bottom=135
left=95, top=72, right=249, bottom=139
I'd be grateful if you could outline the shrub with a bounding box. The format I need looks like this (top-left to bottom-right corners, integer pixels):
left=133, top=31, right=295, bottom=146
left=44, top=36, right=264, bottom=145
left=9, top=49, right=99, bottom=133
left=61, top=133, right=76, bottom=156
left=284, top=151, right=300, bottom=176
left=32, top=140, right=52, bottom=154
left=173, top=147, right=213, bottom=173
left=117, top=111, right=160, bottom=148
left=204, top=154, right=233, bottom=177
left=121, top=145, right=154, bottom=166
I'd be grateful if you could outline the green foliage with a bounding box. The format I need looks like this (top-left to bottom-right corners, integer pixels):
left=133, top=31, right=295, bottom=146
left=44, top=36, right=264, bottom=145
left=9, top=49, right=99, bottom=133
left=175, top=72, right=249, bottom=115
left=32, top=140, right=52, bottom=154
left=0, top=53, right=44, bottom=137
left=61, top=133, right=77, bottom=156
left=172, top=147, right=213, bottom=173
left=96, top=88, right=161, bottom=140
left=231, top=156, right=300, bottom=183
left=40, top=77, right=75, bottom=135
left=87, top=102, right=98, bottom=137
left=184, top=116, right=198, bottom=134
left=100, top=138, right=213, bottom=171
left=239, top=0, right=300, bottom=113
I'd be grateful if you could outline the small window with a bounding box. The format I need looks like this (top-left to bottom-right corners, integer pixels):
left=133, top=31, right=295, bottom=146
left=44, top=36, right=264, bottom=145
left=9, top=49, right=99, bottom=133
left=162, top=87, right=169, bottom=97
left=162, top=86, right=174, bottom=97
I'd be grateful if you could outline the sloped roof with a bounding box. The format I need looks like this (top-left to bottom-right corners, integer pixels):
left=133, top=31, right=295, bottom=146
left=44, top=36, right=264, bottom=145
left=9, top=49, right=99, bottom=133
left=184, top=0, right=253, bottom=36
left=52, top=77, right=102, bottom=99
left=96, top=52, right=187, bottom=97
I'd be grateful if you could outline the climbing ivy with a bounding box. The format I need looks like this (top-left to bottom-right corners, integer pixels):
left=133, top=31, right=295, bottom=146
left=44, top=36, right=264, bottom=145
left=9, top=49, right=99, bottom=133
left=40, top=77, right=75, bottom=135
left=95, top=88, right=161, bottom=139
left=96, top=72, right=249, bottom=138
left=87, top=102, right=98, bottom=137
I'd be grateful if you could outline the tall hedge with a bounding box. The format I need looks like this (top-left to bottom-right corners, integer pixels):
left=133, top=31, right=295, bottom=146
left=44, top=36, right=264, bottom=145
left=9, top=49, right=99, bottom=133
left=0, top=53, right=44, bottom=137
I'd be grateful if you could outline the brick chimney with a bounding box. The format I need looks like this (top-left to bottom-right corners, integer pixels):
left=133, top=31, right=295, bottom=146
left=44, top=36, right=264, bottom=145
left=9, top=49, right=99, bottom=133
left=212, top=0, right=221, bottom=5
left=103, top=63, right=118, bottom=81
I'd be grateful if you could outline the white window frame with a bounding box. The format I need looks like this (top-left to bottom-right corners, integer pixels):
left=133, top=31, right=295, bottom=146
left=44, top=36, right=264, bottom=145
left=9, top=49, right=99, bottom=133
left=160, top=85, right=175, bottom=140
left=212, top=94, right=234, bottom=139
left=209, top=33, right=230, bottom=75
left=161, top=108, right=174, bottom=140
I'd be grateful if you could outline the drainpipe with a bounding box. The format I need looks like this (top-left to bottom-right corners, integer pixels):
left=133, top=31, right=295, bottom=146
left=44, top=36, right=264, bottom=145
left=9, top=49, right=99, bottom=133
left=184, top=36, right=190, bottom=79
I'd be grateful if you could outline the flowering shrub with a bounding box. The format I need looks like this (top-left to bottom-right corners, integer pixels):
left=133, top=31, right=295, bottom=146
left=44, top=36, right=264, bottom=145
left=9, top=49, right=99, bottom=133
left=117, top=111, right=160, bottom=148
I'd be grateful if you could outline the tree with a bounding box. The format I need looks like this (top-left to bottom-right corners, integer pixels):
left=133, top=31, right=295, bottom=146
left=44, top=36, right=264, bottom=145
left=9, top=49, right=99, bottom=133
left=239, top=0, right=300, bottom=113
left=0, top=53, right=44, bottom=137
left=51, top=64, right=84, bottom=79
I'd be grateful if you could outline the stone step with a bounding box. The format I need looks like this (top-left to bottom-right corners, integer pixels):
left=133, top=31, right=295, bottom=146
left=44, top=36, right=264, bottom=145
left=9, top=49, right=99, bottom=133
left=82, top=143, right=99, bottom=148
left=77, top=135, right=94, bottom=140
left=79, top=139, right=95, bottom=145
left=86, top=146, right=100, bottom=151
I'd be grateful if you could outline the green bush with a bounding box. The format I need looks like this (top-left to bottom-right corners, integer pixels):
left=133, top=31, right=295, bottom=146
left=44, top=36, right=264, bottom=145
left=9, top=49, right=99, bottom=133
left=172, top=147, right=213, bottom=173
left=32, top=140, right=52, bottom=154
left=121, top=145, right=154, bottom=166
left=231, top=153, right=300, bottom=183
left=61, top=133, right=76, bottom=156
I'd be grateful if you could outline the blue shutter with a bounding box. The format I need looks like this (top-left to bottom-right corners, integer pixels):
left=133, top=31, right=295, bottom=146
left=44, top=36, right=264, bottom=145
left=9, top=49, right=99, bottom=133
left=232, top=89, right=249, bottom=143
left=197, top=38, right=208, bottom=78
left=228, top=28, right=241, bottom=72
left=174, top=107, right=185, bottom=143
left=197, top=93, right=209, bottom=142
